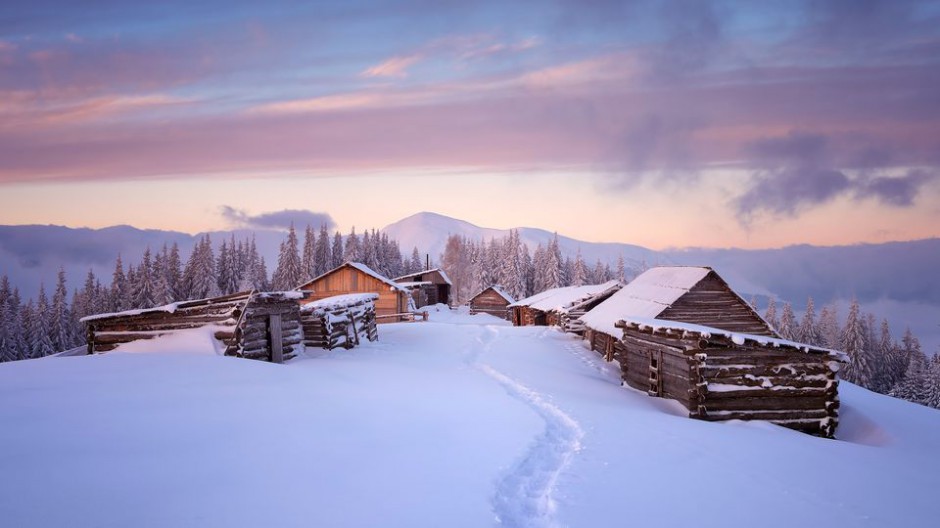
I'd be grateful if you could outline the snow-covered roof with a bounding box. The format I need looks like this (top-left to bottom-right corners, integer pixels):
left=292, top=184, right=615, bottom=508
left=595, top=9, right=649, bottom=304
left=509, top=281, right=621, bottom=312
left=81, top=290, right=304, bottom=323
left=301, top=293, right=379, bottom=312
left=469, top=285, right=515, bottom=304
left=580, top=267, right=711, bottom=336
left=396, top=281, right=433, bottom=288
left=300, top=262, right=408, bottom=292
left=616, top=316, right=848, bottom=362
left=393, top=268, right=453, bottom=286
left=559, top=281, right=623, bottom=313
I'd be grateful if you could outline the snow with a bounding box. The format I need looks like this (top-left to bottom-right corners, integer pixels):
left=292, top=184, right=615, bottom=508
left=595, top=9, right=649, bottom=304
left=580, top=266, right=710, bottom=336
left=3, top=313, right=940, bottom=527
left=300, top=293, right=379, bottom=312
left=620, top=316, right=848, bottom=361
left=79, top=300, right=182, bottom=322
left=509, top=280, right=621, bottom=312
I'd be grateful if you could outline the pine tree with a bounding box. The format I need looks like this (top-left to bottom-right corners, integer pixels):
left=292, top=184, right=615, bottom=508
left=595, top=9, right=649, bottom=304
left=572, top=249, right=587, bottom=287
left=110, top=254, right=128, bottom=311
left=616, top=254, right=626, bottom=283
left=923, top=355, right=940, bottom=409
left=344, top=227, right=360, bottom=262
left=133, top=247, right=156, bottom=309
left=331, top=232, right=344, bottom=268
left=32, top=286, right=55, bottom=357
left=797, top=297, right=821, bottom=346
left=0, top=275, right=16, bottom=362
left=408, top=247, right=422, bottom=275
left=166, top=243, right=183, bottom=300
left=50, top=268, right=73, bottom=351
left=778, top=302, right=796, bottom=340
left=818, top=304, right=840, bottom=349
left=302, top=225, right=317, bottom=281
left=840, top=298, right=873, bottom=387
left=544, top=234, right=563, bottom=290
left=764, top=298, right=778, bottom=331
left=878, top=319, right=906, bottom=393
left=315, top=224, right=332, bottom=276
left=890, top=347, right=929, bottom=404
left=183, top=235, right=218, bottom=299
left=272, top=224, right=303, bottom=290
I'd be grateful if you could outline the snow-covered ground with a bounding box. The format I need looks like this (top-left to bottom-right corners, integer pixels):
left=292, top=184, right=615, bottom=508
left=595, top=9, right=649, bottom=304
left=2, top=307, right=939, bottom=527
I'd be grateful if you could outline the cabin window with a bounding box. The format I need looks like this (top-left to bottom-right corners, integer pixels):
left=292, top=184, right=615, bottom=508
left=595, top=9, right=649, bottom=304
left=351, top=273, right=358, bottom=289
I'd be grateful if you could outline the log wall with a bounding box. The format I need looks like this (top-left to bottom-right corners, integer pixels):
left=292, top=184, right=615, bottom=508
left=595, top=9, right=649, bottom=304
left=658, top=273, right=776, bottom=336
left=301, top=297, right=378, bottom=350
left=469, top=289, right=510, bottom=319
left=618, top=327, right=840, bottom=438
left=85, top=292, right=303, bottom=363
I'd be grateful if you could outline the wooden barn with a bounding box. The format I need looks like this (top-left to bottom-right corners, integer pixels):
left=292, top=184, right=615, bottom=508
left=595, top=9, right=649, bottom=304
left=508, top=281, right=620, bottom=327
left=580, top=266, right=846, bottom=437
left=300, top=293, right=378, bottom=350
left=468, top=286, right=515, bottom=319
left=394, top=268, right=452, bottom=307
left=295, top=262, right=412, bottom=323
left=81, top=291, right=304, bottom=363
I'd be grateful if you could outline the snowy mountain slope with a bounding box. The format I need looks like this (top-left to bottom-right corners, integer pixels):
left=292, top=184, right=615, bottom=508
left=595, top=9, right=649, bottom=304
left=382, top=211, right=665, bottom=269
left=2, top=313, right=939, bottom=527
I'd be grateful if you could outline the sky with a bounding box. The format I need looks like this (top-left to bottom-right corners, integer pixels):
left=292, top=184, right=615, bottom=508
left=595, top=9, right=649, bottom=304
left=1, top=0, right=939, bottom=249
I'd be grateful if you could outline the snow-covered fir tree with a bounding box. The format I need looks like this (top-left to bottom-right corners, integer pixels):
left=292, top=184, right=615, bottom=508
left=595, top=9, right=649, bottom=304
left=818, top=304, right=841, bottom=349
left=840, top=299, right=874, bottom=387
left=301, top=225, right=317, bottom=282
left=110, top=254, right=128, bottom=312
left=272, top=224, right=303, bottom=290
left=31, top=287, right=55, bottom=358
left=797, top=297, right=821, bottom=346
left=571, top=250, right=587, bottom=287
left=778, top=302, right=796, bottom=340
left=344, top=227, right=360, bottom=262
left=331, top=231, right=344, bottom=268
left=315, top=224, right=332, bottom=276
left=763, top=297, right=778, bottom=331
left=49, top=268, right=73, bottom=351
left=132, top=247, right=156, bottom=309
left=616, top=254, right=626, bottom=283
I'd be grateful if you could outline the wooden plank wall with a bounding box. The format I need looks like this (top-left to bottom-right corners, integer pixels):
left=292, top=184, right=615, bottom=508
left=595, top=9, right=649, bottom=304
left=659, top=273, right=776, bottom=336
left=300, top=298, right=378, bottom=350
left=617, top=326, right=840, bottom=438
left=298, top=267, right=406, bottom=321
left=469, top=290, right=510, bottom=319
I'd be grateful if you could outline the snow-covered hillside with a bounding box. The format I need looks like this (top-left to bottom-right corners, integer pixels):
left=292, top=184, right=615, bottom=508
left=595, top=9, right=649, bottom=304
left=383, top=211, right=664, bottom=269
left=2, top=310, right=939, bottom=527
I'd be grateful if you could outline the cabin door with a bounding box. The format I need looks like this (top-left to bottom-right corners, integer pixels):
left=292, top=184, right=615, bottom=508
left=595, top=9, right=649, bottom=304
left=648, top=349, right=663, bottom=397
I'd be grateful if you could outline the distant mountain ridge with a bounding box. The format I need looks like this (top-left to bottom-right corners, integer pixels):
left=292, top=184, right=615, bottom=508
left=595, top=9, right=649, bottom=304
left=382, top=212, right=665, bottom=269
left=1, top=214, right=938, bottom=351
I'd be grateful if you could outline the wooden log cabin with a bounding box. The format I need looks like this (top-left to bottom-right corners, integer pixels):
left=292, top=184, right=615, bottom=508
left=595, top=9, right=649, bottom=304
left=557, top=281, right=622, bottom=335
left=81, top=291, right=304, bottom=363
left=578, top=266, right=845, bottom=437
left=394, top=268, right=452, bottom=308
left=468, top=286, right=515, bottom=319
left=508, top=281, right=620, bottom=327
left=300, top=293, right=379, bottom=350
left=295, top=262, right=412, bottom=323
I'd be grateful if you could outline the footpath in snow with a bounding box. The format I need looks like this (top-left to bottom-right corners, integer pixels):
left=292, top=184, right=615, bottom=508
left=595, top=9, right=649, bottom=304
left=1, top=307, right=940, bottom=527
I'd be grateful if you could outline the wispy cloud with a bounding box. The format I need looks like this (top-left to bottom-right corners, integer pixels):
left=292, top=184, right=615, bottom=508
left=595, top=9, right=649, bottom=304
left=361, top=55, right=422, bottom=78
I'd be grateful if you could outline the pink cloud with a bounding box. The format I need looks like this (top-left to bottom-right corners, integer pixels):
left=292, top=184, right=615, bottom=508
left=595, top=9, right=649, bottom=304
left=361, top=55, right=421, bottom=78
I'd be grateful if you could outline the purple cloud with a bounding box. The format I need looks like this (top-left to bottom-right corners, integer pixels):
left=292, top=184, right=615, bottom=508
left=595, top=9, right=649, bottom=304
left=220, top=207, right=335, bottom=231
